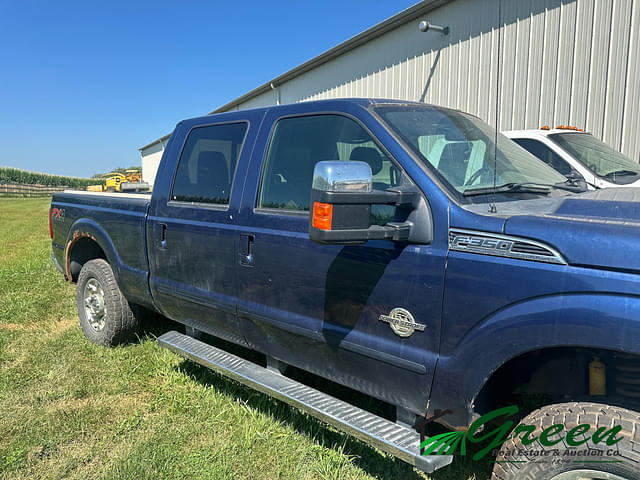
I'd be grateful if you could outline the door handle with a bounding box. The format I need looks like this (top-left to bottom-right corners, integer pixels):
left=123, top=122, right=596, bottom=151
left=160, top=223, right=167, bottom=248
left=239, top=233, right=255, bottom=266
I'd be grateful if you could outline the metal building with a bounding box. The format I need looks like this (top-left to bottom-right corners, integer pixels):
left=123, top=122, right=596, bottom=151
left=140, top=0, right=640, bottom=185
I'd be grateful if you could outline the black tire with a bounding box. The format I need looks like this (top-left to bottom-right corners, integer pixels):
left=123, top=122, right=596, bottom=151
left=492, top=402, right=640, bottom=480
left=76, top=259, right=140, bottom=346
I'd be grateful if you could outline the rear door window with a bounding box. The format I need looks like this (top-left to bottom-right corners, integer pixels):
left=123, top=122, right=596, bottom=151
left=172, top=122, right=248, bottom=205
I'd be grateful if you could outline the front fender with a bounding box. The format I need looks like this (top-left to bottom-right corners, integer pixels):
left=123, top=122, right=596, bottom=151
left=429, top=294, right=640, bottom=427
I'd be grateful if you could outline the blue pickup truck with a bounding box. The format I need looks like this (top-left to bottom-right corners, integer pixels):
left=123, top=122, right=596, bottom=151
left=51, top=99, right=640, bottom=479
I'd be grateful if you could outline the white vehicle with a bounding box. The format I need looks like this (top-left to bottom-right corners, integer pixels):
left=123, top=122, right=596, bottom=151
left=504, top=127, right=640, bottom=189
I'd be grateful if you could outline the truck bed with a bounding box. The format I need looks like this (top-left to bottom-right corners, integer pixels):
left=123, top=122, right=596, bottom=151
left=61, top=189, right=151, bottom=200
left=51, top=189, right=153, bottom=309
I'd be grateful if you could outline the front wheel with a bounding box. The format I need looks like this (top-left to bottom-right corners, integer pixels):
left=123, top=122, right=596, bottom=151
left=492, top=402, right=640, bottom=480
left=76, top=259, right=140, bottom=346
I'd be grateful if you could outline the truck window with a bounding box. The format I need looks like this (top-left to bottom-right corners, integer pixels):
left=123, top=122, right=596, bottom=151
left=548, top=132, right=640, bottom=179
left=258, top=115, right=399, bottom=221
left=374, top=105, right=567, bottom=197
left=511, top=138, right=573, bottom=176
left=171, top=122, right=248, bottom=205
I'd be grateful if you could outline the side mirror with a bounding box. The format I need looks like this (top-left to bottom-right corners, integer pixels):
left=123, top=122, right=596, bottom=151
left=308, top=161, right=418, bottom=245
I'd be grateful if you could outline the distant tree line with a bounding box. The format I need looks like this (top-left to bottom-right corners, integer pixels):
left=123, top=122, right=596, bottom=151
left=0, top=167, right=96, bottom=188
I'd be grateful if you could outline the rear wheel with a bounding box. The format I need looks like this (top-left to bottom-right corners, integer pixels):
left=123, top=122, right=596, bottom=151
left=76, top=259, right=140, bottom=346
left=492, top=402, right=640, bottom=480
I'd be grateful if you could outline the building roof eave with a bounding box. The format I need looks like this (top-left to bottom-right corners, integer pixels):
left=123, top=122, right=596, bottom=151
left=139, top=133, right=172, bottom=152
left=208, top=0, right=451, bottom=114
left=139, top=0, right=453, bottom=152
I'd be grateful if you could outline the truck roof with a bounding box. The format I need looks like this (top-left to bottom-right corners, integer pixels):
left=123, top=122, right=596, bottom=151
left=140, top=98, right=473, bottom=150
left=177, top=98, right=439, bottom=125
left=504, top=127, right=589, bottom=137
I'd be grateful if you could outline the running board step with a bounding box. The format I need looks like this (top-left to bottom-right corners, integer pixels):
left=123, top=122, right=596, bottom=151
left=157, top=330, right=452, bottom=474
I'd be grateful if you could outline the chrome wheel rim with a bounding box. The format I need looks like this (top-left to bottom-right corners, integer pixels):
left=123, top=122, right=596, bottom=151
left=550, top=470, right=631, bottom=480
left=83, top=278, right=106, bottom=331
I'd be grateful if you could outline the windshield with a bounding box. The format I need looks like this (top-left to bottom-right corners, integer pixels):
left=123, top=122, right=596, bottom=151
left=374, top=105, right=567, bottom=197
left=549, top=132, right=640, bottom=179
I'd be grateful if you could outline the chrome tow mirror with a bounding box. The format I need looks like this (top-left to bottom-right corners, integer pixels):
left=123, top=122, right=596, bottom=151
left=309, top=161, right=419, bottom=245
left=311, top=161, right=373, bottom=193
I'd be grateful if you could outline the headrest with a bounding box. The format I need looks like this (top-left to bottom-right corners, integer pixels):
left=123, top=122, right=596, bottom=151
left=197, top=151, right=228, bottom=183
left=276, top=146, right=312, bottom=182
left=349, top=147, right=383, bottom=175
left=198, top=151, right=226, bottom=166
left=441, top=142, right=472, bottom=160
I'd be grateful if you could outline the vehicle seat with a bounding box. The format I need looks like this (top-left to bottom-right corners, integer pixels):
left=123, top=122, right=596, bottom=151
left=349, top=146, right=388, bottom=190
left=267, top=146, right=313, bottom=210
left=439, top=142, right=472, bottom=187
left=195, top=151, right=229, bottom=203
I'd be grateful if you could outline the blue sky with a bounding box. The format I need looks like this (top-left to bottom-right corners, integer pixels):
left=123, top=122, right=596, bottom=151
left=0, top=1, right=418, bottom=177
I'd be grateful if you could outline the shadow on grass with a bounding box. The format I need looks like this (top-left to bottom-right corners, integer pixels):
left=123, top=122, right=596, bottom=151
left=132, top=307, right=183, bottom=344
left=135, top=318, right=490, bottom=479
left=175, top=358, right=424, bottom=480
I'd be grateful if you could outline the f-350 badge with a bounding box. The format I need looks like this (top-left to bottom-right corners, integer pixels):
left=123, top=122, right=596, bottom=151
left=379, top=308, right=425, bottom=337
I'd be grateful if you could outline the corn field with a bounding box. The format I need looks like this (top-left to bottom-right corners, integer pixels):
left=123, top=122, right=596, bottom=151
left=0, top=167, right=95, bottom=189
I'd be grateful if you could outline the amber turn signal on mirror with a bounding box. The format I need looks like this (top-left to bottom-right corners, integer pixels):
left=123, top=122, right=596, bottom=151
left=312, top=202, right=333, bottom=230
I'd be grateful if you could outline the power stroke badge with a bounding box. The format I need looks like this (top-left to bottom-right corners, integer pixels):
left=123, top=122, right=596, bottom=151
left=379, top=308, right=425, bottom=337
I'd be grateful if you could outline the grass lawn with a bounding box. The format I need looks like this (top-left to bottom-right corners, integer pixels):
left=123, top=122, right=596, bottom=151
left=0, top=197, right=491, bottom=480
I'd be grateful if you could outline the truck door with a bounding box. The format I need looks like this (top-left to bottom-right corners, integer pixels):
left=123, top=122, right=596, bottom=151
left=147, top=118, right=256, bottom=346
left=235, top=109, right=446, bottom=415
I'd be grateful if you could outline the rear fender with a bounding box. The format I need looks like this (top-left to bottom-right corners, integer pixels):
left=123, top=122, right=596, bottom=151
left=64, top=218, right=121, bottom=280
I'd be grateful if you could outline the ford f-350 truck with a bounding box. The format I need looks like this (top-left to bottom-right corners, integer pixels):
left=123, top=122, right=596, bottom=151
left=51, top=99, right=640, bottom=479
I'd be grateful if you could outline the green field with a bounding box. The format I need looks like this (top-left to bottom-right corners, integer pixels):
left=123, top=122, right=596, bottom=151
left=0, top=197, right=490, bottom=480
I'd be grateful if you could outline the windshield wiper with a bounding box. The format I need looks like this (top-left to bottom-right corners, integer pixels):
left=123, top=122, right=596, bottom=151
left=604, top=170, right=640, bottom=178
left=463, top=182, right=551, bottom=197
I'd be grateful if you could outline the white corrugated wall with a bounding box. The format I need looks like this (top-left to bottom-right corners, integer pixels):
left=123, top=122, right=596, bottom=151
left=234, top=0, right=640, bottom=162
left=140, top=140, right=167, bottom=186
